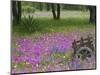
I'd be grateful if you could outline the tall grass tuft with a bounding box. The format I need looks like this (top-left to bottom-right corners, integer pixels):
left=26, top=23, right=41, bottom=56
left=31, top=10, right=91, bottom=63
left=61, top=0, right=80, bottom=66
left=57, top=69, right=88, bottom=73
left=20, top=15, right=41, bottom=33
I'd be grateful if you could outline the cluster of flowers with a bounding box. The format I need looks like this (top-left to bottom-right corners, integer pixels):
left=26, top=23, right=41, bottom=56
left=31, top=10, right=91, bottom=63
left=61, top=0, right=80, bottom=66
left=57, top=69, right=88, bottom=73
left=12, top=31, right=95, bottom=73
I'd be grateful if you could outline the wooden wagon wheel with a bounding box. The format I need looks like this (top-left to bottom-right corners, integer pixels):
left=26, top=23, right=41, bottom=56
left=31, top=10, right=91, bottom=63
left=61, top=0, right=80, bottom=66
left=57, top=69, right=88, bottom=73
left=76, top=47, right=93, bottom=60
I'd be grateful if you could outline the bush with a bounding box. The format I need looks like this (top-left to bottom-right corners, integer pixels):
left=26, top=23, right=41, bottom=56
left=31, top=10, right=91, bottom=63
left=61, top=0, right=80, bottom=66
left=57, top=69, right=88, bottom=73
left=20, top=15, right=41, bottom=33
left=22, top=6, right=36, bottom=13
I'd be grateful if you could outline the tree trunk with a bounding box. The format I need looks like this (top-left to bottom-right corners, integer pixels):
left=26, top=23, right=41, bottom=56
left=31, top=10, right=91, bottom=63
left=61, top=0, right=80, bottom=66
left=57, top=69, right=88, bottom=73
left=56, top=4, right=60, bottom=19
left=51, top=4, right=60, bottom=20
left=39, top=3, right=43, bottom=11
left=12, top=1, right=17, bottom=22
left=46, top=3, right=50, bottom=11
left=12, top=1, right=22, bottom=23
left=51, top=4, right=56, bottom=19
left=88, top=6, right=96, bottom=24
left=17, top=1, right=22, bottom=22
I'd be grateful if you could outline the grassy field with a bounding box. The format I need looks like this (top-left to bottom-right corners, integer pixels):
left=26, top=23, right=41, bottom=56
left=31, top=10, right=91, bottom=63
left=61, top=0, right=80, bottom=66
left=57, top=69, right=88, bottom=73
left=12, top=11, right=95, bottom=37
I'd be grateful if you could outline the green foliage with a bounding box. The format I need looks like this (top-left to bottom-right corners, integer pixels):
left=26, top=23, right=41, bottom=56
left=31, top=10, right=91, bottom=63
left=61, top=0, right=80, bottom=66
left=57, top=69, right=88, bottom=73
left=22, top=6, right=36, bottom=13
left=62, top=5, right=88, bottom=11
left=20, top=15, right=41, bottom=33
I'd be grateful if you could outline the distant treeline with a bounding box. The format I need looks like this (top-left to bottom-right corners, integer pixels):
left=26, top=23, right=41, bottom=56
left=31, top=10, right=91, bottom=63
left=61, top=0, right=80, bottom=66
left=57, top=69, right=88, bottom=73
left=21, top=2, right=88, bottom=11
left=12, top=1, right=96, bottom=24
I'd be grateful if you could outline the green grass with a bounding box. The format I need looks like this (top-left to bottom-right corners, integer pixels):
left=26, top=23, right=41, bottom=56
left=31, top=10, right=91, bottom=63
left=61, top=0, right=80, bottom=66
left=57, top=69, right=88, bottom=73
left=12, top=16, right=95, bottom=37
